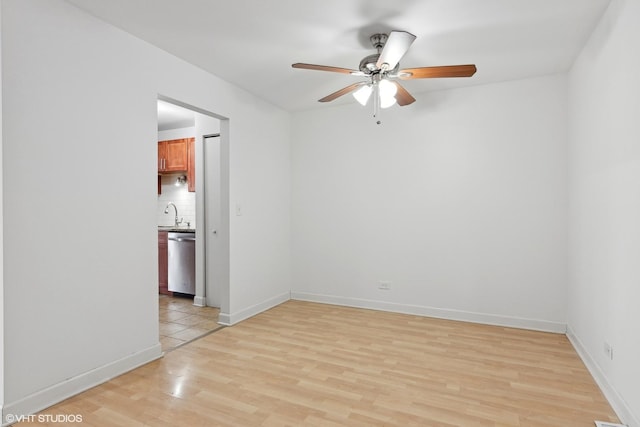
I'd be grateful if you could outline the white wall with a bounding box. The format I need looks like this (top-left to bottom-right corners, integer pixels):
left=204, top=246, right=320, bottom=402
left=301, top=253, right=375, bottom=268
left=1, top=0, right=290, bottom=417
left=292, top=75, right=568, bottom=332
left=567, top=0, right=640, bottom=424
left=224, top=102, right=291, bottom=321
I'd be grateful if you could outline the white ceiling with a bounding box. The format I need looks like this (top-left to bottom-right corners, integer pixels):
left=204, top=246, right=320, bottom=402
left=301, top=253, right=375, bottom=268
left=66, top=0, right=611, bottom=112
left=157, top=100, right=195, bottom=131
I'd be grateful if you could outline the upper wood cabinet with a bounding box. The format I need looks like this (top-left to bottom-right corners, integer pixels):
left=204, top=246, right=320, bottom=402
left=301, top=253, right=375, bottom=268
left=187, top=138, right=196, bottom=192
left=158, top=138, right=189, bottom=173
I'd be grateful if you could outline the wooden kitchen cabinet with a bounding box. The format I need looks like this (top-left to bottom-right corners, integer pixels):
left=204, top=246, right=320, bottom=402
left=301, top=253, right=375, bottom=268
left=158, top=138, right=189, bottom=173
left=187, top=137, right=195, bottom=192
left=158, top=231, right=170, bottom=295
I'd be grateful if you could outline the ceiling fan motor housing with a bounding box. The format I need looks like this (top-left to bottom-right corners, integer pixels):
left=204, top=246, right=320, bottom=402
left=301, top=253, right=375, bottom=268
left=359, top=53, right=400, bottom=75
left=359, top=53, right=380, bottom=73
left=360, top=33, right=400, bottom=75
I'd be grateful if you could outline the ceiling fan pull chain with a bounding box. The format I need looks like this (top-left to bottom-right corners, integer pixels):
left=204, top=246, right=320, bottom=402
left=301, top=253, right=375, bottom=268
left=373, top=83, right=381, bottom=124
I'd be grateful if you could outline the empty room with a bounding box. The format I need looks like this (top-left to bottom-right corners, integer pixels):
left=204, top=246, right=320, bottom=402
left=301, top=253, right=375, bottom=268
left=0, top=0, right=638, bottom=426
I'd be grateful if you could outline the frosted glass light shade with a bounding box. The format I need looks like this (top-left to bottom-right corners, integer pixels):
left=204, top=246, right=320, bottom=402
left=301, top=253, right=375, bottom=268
left=353, top=84, right=373, bottom=106
left=379, top=79, right=397, bottom=109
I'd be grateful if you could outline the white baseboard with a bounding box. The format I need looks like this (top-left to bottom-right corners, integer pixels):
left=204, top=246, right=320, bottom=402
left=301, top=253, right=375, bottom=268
left=218, top=291, right=290, bottom=326
left=193, top=295, right=206, bottom=307
left=291, top=292, right=567, bottom=333
left=2, top=343, right=162, bottom=426
left=566, top=327, right=638, bottom=427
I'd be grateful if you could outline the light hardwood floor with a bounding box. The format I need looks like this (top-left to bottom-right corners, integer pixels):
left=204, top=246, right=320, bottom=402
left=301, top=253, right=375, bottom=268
left=20, top=301, right=619, bottom=426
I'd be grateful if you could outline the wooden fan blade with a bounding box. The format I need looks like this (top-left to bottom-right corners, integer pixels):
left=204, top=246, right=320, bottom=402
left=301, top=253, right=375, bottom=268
left=392, top=82, right=416, bottom=106
left=292, top=63, right=361, bottom=75
left=399, top=64, right=477, bottom=79
left=376, top=31, right=416, bottom=71
left=319, top=82, right=367, bottom=102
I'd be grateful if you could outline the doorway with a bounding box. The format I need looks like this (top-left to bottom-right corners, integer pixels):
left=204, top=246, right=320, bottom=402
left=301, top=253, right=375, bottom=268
left=156, top=96, right=230, bottom=351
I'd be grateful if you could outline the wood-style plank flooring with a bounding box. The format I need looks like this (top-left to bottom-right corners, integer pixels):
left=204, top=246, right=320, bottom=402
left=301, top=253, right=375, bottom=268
left=19, top=301, right=619, bottom=426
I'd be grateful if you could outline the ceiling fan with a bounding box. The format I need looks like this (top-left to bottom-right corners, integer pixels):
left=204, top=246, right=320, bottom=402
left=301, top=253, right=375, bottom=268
left=292, top=31, right=476, bottom=117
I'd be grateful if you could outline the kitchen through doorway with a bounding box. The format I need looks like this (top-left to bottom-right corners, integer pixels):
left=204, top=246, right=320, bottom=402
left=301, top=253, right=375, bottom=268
left=156, top=97, right=229, bottom=351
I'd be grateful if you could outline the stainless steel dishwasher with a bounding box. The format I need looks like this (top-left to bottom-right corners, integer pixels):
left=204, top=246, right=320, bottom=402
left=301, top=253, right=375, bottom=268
left=167, top=231, right=196, bottom=294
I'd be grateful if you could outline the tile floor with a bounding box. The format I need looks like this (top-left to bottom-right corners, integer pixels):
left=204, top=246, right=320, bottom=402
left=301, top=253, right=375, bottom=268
left=159, top=294, right=222, bottom=352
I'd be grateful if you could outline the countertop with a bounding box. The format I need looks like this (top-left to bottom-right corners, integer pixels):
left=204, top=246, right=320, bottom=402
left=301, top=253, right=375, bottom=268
left=158, top=226, right=195, bottom=233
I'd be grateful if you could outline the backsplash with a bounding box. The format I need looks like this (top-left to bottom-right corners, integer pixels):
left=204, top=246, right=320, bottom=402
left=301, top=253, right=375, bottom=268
left=157, top=173, right=196, bottom=227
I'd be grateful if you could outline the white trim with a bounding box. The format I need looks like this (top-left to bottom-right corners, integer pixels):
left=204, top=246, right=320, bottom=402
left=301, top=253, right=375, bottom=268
left=217, top=311, right=232, bottom=325
left=567, top=326, right=638, bottom=427
left=0, top=2, right=5, bottom=414
left=2, top=344, right=162, bottom=425
left=595, top=422, right=627, bottom=427
left=193, top=295, right=206, bottom=307
left=291, top=292, right=567, bottom=333
left=217, top=291, right=290, bottom=326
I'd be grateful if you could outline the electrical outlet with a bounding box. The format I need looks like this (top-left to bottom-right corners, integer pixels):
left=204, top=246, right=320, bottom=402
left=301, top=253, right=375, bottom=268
left=603, top=342, right=614, bottom=360
left=378, top=281, right=391, bottom=290
left=235, top=203, right=243, bottom=216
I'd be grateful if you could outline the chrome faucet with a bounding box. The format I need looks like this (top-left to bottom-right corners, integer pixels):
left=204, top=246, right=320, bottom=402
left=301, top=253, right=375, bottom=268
left=164, top=202, right=183, bottom=227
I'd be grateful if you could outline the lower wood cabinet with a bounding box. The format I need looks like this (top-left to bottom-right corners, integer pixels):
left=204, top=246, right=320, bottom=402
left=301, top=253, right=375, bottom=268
left=158, top=231, right=170, bottom=295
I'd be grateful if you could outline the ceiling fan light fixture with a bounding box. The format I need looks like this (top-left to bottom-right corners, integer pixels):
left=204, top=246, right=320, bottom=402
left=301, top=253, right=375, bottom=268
left=291, top=30, right=477, bottom=115
left=378, top=79, right=397, bottom=109
left=353, top=84, right=373, bottom=106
